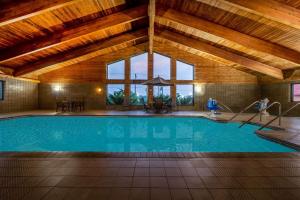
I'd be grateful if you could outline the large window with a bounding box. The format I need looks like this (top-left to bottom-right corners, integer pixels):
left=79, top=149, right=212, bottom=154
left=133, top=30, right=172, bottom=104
left=153, top=86, right=171, bottom=103
left=130, top=53, right=148, bottom=80
left=292, top=83, right=300, bottom=102
left=0, top=80, right=4, bottom=101
left=176, top=85, right=194, bottom=105
left=130, top=84, right=148, bottom=105
left=176, top=60, right=194, bottom=80
left=107, top=60, right=125, bottom=80
left=153, top=53, right=171, bottom=80
left=107, top=84, right=125, bottom=105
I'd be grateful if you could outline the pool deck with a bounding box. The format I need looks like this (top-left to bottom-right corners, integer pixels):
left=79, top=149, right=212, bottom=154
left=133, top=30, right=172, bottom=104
left=1, top=110, right=300, bottom=199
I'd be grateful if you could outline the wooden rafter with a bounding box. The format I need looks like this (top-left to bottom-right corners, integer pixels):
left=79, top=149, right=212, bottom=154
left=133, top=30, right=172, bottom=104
left=155, top=30, right=284, bottom=79
left=0, top=5, right=147, bottom=64
left=14, top=29, right=148, bottom=77
left=156, top=8, right=300, bottom=65
left=0, top=67, right=14, bottom=76
left=0, top=0, right=82, bottom=27
left=148, top=0, right=155, bottom=54
left=197, top=0, right=300, bottom=29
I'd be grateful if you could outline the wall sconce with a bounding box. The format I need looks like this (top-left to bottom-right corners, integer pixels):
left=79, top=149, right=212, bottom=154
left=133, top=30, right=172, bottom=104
left=52, top=84, right=63, bottom=92
left=195, top=84, right=205, bottom=96
left=96, top=87, right=102, bottom=93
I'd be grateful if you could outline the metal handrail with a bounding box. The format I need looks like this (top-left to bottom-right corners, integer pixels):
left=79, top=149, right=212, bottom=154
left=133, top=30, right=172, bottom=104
left=218, top=101, right=233, bottom=113
left=229, top=100, right=260, bottom=121
left=258, top=103, right=300, bottom=130
left=239, top=102, right=281, bottom=128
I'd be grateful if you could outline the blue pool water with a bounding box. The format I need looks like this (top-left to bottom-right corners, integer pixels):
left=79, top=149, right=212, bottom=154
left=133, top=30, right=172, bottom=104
left=0, top=116, right=295, bottom=152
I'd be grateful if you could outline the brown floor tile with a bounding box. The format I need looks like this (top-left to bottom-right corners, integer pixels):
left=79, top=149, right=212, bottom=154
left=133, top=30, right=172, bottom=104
left=43, top=188, right=72, bottom=200
left=151, top=188, right=171, bottom=200
left=136, top=161, right=150, bottom=168
left=149, top=161, right=164, bottom=167
left=184, top=177, right=205, bottom=188
left=150, top=168, right=165, bottom=177
left=190, top=189, right=213, bottom=200
left=177, top=160, right=193, bottom=168
left=170, top=189, right=192, bottom=200
left=165, top=168, right=182, bottom=177
left=164, top=161, right=178, bottom=167
left=229, top=189, right=255, bottom=200
left=86, top=188, right=111, bottom=200
left=201, top=177, right=241, bottom=189
left=167, top=177, right=187, bottom=188
left=246, top=189, right=274, bottom=200
left=130, top=188, right=150, bottom=200
left=132, top=177, right=150, bottom=188
left=117, top=168, right=134, bottom=176
left=38, top=176, right=64, bottom=187
left=196, top=168, right=215, bottom=176
left=22, top=187, right=53, bottom=200
left=134, top=168, right=150, bottom=176
left=209, top=189, right=234, bottom=200
left=150, top=177, right=168, bottom=188
left=180, top=167, right=198, bottom=177
left=112, top=177, right=133, bottom=187
left=109, top=188, right=130, bottom=200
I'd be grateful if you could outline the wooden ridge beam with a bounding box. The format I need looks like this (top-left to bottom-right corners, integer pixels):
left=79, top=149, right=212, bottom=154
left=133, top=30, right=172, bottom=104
left=156, top=8, right=300, bottom=65
left=0, top=0, right=82, bottom=27
left=14, top=29, right=148, bottom=77
left=0, top=5, right=148, bottom=63
left=148, top=0, right=155, bottom=54
left=156, top=30, right=283, bottom=79
left=197, top=0, right=300, bottom=29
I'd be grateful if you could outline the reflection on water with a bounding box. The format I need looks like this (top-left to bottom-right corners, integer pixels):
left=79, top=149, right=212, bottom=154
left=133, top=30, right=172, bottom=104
left=0, top=116, right=295, bottom=152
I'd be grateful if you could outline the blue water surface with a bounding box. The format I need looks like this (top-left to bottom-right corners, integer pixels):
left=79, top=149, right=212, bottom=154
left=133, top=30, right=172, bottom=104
left=0, top=116, right=296, bottom=152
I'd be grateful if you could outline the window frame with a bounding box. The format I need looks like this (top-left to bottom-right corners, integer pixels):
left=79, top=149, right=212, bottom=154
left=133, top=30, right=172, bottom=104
left=291, top=83, right=300, bottom=102
left=130, top=84, right=148, bottom=105
left=176, top=84, right=194, bottom=106
left=0, top=80, right=4, bottom=101
left=106, top=84, right=125, bottom=105
left=153, top=52, right=171, bottom=80
left=106, top=59, right=125, bottom=80
left=176, top=60, right=194, bottom=80
left=130, top=52, right=148, bottom=80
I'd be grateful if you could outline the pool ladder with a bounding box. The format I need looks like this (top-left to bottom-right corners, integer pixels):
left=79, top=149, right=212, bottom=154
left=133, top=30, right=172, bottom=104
left=229, top=100, right=260, bottom=121
left=258, top=103, right=300, bottom=130
left=239, top=102, right=281, bottom=128
left=217, top=100, right=234, bottom=113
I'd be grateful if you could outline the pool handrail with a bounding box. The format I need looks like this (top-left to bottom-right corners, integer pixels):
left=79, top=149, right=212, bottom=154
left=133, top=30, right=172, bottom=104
left=239, top=101, right=281, bottom=128
left=217, top=101, right=234, bottom=113
left=229, top=100, right=260, bottom=121
left=258, top=103, right=300, bottom=130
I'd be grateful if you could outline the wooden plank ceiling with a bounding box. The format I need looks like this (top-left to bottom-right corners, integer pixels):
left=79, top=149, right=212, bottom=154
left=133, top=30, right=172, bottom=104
left=0, top=0, right=299, bottom=80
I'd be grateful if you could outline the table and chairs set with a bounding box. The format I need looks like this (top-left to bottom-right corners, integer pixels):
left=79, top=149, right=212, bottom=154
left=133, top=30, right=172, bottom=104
left=56, top=98, right=85, bottom=112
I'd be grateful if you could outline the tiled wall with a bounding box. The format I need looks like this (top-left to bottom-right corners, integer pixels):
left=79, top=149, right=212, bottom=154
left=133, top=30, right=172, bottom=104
left=261, top=83, right=300, bottom=116
left=39, top=83, right=106, bottom=110
left=0, top=77, right=38, bottom=113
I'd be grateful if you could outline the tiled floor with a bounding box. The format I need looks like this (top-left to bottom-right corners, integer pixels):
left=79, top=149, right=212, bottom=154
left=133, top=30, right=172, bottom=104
left=1, top=154, right=300, bottom=200
left=1, top=110, right=300, bottom=199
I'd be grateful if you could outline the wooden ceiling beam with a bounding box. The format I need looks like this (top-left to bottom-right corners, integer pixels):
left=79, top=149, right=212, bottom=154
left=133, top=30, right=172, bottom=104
left=197, top=0, right=300, bottom=29
left=0, top=5, right=148, bottom=64
left=156, top=8, right=300, bottom=65
left=148, top=0, right=155, bottom=54
left=14, top=29, right=148, bottom=77
left=0, top=0, right=82, bottom=27
left=156, top=30, right=284, bottom=79
left=0, top=67, right=14, bottom=76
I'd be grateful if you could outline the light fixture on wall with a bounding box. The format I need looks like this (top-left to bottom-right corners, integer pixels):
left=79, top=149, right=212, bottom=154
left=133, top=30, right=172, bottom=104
left=195, top=84, right=205, bottom=96
left=96, top=87, right=102, bottom=93
left=52, top=84, right=63, bottom=92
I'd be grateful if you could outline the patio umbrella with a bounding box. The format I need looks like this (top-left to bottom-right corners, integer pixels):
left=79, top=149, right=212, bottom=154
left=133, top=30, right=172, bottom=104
left=141, top=76, right=174, bottom=86
left=142, top=76, right=174, bottom=99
